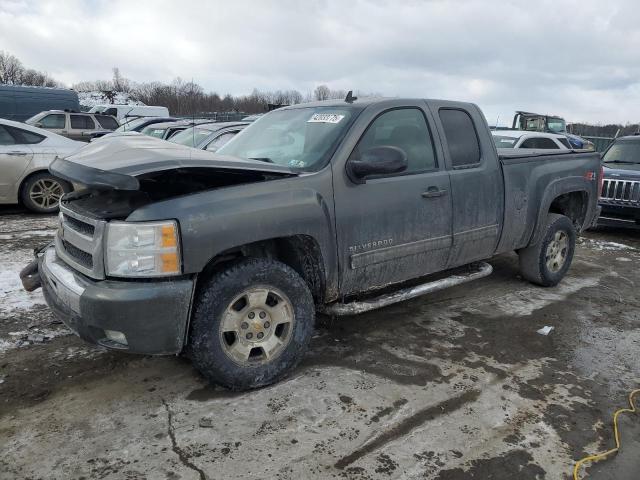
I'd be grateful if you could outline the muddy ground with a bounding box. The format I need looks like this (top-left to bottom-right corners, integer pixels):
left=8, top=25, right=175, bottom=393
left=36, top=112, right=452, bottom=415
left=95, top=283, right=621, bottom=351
left=0, top=207, right=638, bottom=480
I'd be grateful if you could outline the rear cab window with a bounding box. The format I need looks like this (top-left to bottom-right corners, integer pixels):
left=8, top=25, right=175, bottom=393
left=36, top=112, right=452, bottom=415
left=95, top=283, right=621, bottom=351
left=520, top=137, right=559, bottom=149
left=95, top=115, right=119, bottom=130
left=438, top=109, right=481, bottom=168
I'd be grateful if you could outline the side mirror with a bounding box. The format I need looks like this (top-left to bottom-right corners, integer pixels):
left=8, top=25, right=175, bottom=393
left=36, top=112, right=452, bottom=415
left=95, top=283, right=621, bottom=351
left=348, top=146, right=408, bottom=182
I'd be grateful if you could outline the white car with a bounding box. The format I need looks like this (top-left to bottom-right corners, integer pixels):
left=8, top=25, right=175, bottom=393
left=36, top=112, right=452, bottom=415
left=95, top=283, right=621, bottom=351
left=492, top=130, right=572, bottom=150
left=0, top=119, right=84, bottom=213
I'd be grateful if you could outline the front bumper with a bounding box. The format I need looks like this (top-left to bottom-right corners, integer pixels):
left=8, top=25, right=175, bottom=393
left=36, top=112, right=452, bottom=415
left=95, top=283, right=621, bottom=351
left=597, top=203, right=640, bottom=227
left=37, top=247, right=194, bottom=354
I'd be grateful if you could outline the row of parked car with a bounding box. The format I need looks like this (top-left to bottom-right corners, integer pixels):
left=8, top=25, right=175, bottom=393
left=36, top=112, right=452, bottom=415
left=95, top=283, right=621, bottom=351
left=0, top=106, right=252, bottom=213
left=1, top=100, right=639, bottom=230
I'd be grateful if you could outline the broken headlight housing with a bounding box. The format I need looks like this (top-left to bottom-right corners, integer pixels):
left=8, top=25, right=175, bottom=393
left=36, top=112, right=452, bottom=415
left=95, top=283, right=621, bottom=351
left=105, top=220, right=181, bottom=277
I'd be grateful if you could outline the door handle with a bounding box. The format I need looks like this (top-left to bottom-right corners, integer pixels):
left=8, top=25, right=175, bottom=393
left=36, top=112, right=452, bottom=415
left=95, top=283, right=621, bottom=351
left=7, top=151, right=28, bottom=156
left=422, top=187, right=447, bottom=198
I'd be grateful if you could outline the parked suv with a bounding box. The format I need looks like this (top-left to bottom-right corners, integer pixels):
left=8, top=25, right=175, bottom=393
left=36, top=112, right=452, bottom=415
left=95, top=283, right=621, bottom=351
left=598, top=135, right=640, bottom=226
left=25, top=110, right=119, bottom=141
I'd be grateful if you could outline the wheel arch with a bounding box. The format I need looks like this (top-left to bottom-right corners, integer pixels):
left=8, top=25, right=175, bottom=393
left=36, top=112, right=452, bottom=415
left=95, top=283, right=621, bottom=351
left=197, top=235, right=327, bottom=304
left=528, top=181, right=591, bottom=247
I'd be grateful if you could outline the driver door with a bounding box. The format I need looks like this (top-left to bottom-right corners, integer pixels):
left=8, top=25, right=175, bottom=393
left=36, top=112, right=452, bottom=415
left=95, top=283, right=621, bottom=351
left=333, top=105, right=453, bottom=295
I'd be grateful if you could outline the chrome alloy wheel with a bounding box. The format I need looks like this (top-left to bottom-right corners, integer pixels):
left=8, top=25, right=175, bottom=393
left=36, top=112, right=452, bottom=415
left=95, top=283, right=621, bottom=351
left=219, top=286, right=295, bottom=365
left=29, top=178, right=64, bottom=210
left=545, top=230, right=568, bottom=273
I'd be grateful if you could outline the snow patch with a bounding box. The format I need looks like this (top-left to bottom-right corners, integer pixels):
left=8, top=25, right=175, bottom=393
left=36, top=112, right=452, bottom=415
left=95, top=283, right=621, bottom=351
left=578, top=238, right=636, bottom=251
left=78, top=91, right=145, bottom=109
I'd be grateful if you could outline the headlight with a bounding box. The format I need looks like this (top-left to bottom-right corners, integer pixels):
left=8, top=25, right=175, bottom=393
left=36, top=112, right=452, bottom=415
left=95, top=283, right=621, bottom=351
left=105, top=220, right=181, bottom=277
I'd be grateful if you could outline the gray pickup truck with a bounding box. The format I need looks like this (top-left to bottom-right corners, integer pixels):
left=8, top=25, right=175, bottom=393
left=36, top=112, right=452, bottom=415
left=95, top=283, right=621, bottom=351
left=21, top=97, right=602, bottom=390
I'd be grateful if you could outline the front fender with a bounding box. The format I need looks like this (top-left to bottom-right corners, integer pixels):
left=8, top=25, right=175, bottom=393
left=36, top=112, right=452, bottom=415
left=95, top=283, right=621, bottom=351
left=127, top=172, right=338, bottom=294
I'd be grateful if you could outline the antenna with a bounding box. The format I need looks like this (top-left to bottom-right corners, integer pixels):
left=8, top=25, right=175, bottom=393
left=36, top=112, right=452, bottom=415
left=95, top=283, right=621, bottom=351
left=345, top=90, right=357, bottom=103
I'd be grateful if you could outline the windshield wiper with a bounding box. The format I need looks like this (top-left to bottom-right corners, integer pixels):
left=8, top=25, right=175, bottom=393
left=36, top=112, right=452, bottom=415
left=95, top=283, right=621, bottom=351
left=248, top=157, right=274, bottom=163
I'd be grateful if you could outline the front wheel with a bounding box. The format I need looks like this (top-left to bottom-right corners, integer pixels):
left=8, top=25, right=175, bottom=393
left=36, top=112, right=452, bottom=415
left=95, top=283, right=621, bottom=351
left=518, top=213, right=576, bottom=287
left=20, top=173, right=71, bottom=213
left=187, top=258, right=315, bottom=390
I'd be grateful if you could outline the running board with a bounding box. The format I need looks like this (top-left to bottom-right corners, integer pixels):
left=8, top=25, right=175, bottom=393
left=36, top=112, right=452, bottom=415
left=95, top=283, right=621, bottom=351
left=320, top=262, right=493, bottom=316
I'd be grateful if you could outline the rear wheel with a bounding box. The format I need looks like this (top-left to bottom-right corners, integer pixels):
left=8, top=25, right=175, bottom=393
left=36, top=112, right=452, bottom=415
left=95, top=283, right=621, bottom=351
left=20, top=173, right=71, bottom=213
left=518, top=213, right=576, bottom=287
left=187, top=258, right=315, bottom=390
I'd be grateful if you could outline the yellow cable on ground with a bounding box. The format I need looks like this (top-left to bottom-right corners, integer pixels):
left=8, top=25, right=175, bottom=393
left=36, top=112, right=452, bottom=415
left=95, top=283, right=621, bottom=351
left=573, top=388, right=640, bottom=480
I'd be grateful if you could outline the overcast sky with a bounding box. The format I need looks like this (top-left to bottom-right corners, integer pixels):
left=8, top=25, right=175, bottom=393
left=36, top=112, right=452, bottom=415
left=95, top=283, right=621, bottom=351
left=1, top=0, right=639, bottom=124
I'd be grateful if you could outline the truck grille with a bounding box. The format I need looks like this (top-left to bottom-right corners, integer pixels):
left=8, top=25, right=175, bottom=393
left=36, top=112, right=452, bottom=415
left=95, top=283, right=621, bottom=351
left=600, top=179, right=640, bottom=205
left=55, top=203, right=106, bottom=279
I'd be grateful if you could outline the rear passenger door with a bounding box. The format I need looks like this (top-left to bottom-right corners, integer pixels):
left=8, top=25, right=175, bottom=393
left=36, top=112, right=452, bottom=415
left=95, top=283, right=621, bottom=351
left=427, top=103, right=504, bottom=268
left=0, top=125, right=34, bottom=201
left=68, top=114, right=96, bottom=141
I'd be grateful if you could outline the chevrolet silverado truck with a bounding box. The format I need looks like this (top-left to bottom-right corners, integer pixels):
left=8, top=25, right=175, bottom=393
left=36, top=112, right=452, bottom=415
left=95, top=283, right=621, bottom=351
left=21, top=97, right=602, bottom=390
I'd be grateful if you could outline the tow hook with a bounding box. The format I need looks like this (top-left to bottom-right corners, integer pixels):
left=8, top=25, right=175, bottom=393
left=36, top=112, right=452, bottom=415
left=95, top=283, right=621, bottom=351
left=20, top=258, right=41, bottom=292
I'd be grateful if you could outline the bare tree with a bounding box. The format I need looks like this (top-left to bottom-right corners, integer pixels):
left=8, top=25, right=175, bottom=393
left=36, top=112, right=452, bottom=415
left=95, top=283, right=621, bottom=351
left=314, top=84, right=331, bottom=101
left=0, top=51, right=24, bottom=84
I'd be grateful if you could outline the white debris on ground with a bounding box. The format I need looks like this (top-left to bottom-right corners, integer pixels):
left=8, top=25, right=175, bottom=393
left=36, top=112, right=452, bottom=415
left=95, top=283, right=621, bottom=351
left=577, top=237, right=636, bottom=251
left=78, top=91, right=145, bottom=109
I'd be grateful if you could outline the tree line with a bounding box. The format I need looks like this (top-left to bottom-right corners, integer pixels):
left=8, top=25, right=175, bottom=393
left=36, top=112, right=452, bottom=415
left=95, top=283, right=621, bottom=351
left=72, top=69, right=361, bottom=115
left=0, top=51, right=58, bottom=87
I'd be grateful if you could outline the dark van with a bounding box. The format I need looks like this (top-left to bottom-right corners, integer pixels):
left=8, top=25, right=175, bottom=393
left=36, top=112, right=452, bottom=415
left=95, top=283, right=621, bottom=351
left=0, top=85, right=80, bottom=122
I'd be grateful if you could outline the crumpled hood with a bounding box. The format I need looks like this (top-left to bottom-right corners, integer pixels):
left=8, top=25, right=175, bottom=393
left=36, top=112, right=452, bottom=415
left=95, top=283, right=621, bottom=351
left=50, top=134, right=297, bottom=190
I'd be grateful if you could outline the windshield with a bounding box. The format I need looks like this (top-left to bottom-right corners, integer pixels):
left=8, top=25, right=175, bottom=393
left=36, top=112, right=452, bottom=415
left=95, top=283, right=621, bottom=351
left=142, top=126, right=167, bottom=138
left=217, top=106, right=358, bottom=171
left=603, top=140, right=640, bottom=164
left=546, top=117, right=566, bottom=133
left=115, top=117, right=148, bottom=132
left=169, top=127, right=213, bottom=147
left=492, top=135, right=518, bottom=148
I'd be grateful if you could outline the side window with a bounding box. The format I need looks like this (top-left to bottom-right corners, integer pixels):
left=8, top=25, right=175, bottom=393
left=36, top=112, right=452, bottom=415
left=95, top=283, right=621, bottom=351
left=95, top=115, right=119, bottom=130
left=558, top=137, right=572, bottom=149
left=0, top=125, right=16, bottom=145
left=521, top=137, right=559, bottom=149
left=350, top=108, right=436, bottom=173
left=206, top=131, right=237, bottom=151
left=7, top=126, right=45, bottom=145
left=438, top=109, right=481, bottom=168
left=70, top=115, right=95, bottom=129
left=40, top=114, right=66, bottom=129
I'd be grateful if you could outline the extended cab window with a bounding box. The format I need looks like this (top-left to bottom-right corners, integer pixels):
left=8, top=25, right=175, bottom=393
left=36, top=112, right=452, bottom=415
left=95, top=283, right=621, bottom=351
left=439, top=109, right=481, bottom=168
left=70, top=115, right=95, bottom=130
left=520, top=137, right=559, bottom=149
left=351, top=108, right=436, bottom=173
left=40, top=114, right=65, bottom=129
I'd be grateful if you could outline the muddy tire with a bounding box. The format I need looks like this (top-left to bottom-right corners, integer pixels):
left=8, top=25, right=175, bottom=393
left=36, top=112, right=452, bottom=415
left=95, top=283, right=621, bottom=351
left=187, top=257, right=315, bottom=390
left=518, top=213, right=576, bottom=287
left=20, top=173, right=71, bottom=214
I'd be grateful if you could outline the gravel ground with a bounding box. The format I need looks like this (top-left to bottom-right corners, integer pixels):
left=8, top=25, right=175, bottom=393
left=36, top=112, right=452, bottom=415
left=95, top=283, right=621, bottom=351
left=0, top=207, right=638, bottom=480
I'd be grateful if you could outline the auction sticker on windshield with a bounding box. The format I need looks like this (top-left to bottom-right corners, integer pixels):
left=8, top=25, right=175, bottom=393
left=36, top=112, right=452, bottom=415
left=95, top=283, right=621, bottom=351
left=307, top=113, right=345, bottom=124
